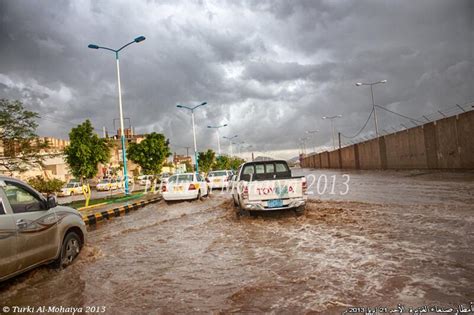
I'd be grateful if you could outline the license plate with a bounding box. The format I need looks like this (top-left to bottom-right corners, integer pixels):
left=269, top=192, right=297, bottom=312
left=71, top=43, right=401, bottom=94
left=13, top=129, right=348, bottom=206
left=173, top=186, right=184, bottom=192
left=213, top=179, right=221, bottom=182
left=267, top=199, right=283, bottom=208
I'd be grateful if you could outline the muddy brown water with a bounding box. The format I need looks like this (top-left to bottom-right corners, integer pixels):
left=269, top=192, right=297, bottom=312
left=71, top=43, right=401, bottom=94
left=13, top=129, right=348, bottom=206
left=1, top=170, right=473, bottom=314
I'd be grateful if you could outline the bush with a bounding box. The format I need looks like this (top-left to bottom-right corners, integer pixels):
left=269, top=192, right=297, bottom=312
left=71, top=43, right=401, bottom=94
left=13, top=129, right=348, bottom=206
left=28, top=176, right=65, bottom=195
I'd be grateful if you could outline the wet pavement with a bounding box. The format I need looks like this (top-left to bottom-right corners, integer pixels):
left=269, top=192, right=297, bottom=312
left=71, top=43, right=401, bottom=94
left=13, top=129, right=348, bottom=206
left=1, top=169, right=473, bottom=314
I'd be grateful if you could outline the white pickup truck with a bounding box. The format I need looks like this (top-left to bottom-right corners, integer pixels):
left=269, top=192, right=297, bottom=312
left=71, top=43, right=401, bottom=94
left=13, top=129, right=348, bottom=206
left=231, top=160, right=307, bottom=216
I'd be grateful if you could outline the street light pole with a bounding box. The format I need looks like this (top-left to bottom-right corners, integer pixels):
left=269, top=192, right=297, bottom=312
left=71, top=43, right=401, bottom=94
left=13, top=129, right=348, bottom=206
left=322, top=115, right=342, bottom=150
left=177, top=102, right=207, bottom=175
left=88, top=35, right=146, bottom=195
left=355, top=79, right=387, bottom=137
left=207, top=124, right=228, bottom=156
left=223, top=135, right=238, bottom=156
left=306, top=129, right=319, bottom=153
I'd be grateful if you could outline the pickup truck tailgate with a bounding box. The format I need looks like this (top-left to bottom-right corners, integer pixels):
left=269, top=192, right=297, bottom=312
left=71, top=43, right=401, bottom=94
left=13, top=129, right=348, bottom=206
left=248, top=179, right=303, bottom=201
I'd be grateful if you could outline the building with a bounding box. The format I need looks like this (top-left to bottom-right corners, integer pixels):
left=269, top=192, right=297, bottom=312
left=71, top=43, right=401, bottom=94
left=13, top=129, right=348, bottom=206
left=0, top=136, right=72, bottom=182
left=173, top=154, right=192, bottom=166
left=99, top=128, right=146, bottom=178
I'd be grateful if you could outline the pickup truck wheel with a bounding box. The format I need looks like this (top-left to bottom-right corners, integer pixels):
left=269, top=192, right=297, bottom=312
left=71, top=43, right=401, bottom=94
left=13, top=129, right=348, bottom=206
left=294, top=205, right=305, bottom=216
left=54, top=232, right=82, bottom=269
left=232, top=195, right=238, bottom=207
left=236, top=197, right=250, bottom=217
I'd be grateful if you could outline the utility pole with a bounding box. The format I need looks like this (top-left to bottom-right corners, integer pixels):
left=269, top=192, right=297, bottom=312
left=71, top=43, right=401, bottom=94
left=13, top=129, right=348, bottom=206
left=88, top=35, right=146, bottom=195
left=207, top=124, right=228, bottom=156
left=355, top=79, right=387, bottom=138
left=322, top=115, right=342, bottom=150
left=176, top=102, right=208, bottom=175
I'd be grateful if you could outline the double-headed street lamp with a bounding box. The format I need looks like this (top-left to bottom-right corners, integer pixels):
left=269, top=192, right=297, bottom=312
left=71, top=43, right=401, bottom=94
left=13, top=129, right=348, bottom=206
left=355, top=79, right=387, bottom=137
left=88, top=35, right=146, bottom=195
left=299, top=137, right=309, bottom=155
left=306, top=129, right=319, bottom=153
left=322, top=115, right=342, bottom=150
left=207, top=124, right=228, bottom=156
left=236, top=141, right=245, bottom=155
left=223, top=135, right=238, bottom=156
left=177, top=102, right=207, bottom=175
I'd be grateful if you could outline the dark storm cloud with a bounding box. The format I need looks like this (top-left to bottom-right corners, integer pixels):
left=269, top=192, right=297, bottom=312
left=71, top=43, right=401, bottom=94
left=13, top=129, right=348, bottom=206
left=0, top=0, right=472, bottom=158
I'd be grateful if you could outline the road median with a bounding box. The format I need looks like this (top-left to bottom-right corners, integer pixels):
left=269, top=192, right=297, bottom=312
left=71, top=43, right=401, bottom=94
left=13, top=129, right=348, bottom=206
left=82, top=194, right=161, bottom=226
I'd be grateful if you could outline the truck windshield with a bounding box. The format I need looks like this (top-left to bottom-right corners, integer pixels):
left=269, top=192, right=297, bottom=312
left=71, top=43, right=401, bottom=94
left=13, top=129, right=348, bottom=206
left=209, top=171, right=227, bottom=177
left=240, top=161, right=291, bottom=181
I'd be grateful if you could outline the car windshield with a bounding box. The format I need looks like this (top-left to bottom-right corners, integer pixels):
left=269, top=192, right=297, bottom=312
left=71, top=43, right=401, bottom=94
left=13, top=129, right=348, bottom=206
left=168, top=174, right=193, bottom=183
left=65, top=183, right=77, bottom=188
left=209, top=171, right=227, bottom=177
left=99, top=180, right=110, bottom=184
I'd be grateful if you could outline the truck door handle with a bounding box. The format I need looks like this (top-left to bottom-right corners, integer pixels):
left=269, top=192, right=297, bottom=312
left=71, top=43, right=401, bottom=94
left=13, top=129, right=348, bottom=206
left=16, top=219, right=28, bottom=229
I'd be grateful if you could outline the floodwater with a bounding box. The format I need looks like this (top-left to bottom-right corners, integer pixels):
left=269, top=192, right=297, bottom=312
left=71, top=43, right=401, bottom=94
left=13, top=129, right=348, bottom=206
left=1, top=169, right=473, bottom=314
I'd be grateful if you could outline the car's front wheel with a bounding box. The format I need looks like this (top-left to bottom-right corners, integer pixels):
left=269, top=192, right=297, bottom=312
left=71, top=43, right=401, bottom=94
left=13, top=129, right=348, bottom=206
left=294, top=205, right=306, bottom=216
left=54, top=232, right=82, bottom=268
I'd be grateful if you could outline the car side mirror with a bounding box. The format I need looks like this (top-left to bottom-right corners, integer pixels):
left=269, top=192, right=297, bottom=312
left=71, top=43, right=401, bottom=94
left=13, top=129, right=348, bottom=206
left=47, top=195, right=57, bottom=209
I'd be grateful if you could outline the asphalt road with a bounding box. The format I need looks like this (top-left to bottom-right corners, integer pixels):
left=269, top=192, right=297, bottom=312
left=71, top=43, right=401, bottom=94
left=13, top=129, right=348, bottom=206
left=1, top=169, right=473, bottom=314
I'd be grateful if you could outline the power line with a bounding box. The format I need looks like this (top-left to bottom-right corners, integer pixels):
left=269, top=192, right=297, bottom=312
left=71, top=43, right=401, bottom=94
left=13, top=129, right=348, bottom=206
left=340, top=107, right=374, bottom=139
left=375, top=105, right=424, bottom=124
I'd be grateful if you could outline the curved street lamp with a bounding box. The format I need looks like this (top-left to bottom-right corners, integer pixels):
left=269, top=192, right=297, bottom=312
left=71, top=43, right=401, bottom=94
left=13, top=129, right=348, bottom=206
left=88, top=35, right=146, bottom=195
left=176, top=102, right=207, bottom=175
left=223, top=135, right=238, bottom=156
left=355, top=79, right=387, bottom=137
left=322, top=115, right=342, bottom=150
left=207, top=124, right=228, bottom=156
left=306, top=130, right=319, bottom=153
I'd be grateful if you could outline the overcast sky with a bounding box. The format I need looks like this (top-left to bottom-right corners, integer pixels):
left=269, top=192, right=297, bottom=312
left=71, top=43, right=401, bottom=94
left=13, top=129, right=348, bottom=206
left=0, top=0, right=472, bottom=159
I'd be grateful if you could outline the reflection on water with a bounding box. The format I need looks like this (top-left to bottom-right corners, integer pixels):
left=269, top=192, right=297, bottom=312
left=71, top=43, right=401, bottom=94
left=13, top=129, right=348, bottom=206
left=1, top=170, right=473, bottom=313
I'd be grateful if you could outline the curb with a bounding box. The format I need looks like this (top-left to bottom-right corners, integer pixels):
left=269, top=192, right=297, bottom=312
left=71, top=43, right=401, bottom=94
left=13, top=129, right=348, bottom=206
left=82, top=196, right=161, bottom=226
left=78, top=202, right=108, bottom=212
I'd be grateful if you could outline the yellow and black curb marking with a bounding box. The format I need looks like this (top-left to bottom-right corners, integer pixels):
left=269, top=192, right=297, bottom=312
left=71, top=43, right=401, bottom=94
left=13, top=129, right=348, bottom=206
left=82, top=196, right=161, bottom=226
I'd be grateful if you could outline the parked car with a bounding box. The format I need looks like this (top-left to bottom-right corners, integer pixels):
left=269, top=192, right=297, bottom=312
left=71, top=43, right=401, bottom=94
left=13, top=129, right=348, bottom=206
left=231, top=160, right=307, bottom=216
left=96, top=178, right=120, bottom=191
left=159, top=173, right=171, bottom=184
left=117, top=176, right=134, bottom=186
left=138, top=175, right=153, bottom=186
left=207, top=170, right=233, bottom=189
left=58, top=182, right=83, bottom=197
left=161, top=173, right=209, bottom=201
left=0, top=176, right=87, bottom=282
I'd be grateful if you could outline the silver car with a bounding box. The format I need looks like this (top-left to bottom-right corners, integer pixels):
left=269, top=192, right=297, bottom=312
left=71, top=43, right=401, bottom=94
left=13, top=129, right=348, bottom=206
left=0, top=176, right=87, bottom=282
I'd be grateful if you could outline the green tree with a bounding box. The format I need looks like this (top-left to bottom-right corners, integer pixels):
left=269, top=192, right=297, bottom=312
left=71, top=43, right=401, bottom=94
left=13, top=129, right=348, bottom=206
left=0, top=99, right=48, bottom=174
left=28, top=176, right=64, bottom=195
left=212, top=155, right=230, bottom=170
left=184, top=160, right=193, bottom=173
left=197, top=149, right=216, bottom=174
left=127, top=132, right=171, bottom=191
left=229, top=156, right=245, bottom=170
left=64, top=120, right=111, bottom=206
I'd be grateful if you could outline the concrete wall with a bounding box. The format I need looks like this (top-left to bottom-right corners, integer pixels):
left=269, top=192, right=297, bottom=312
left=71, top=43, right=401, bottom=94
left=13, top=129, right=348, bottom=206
left=329, top=150, right=341, bottom=169
left=300, top=110, right=474, bottom=170
left=312, top=154, right=321, bottom=168
left=435, top=115, right=461, bottom=169
left=340, top=146, right=357, bottom=169
left=385, top=126, right=427, bottom=169
left=457, top=111, right=474, bottom=168
left=321, top=152, right=330, bottom=168
left=358, top=139, right=382, bottom=169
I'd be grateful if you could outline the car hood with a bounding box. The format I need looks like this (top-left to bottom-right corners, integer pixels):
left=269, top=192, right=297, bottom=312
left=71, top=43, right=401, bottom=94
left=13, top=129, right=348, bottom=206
left=55, top=205, right=81, bottom=215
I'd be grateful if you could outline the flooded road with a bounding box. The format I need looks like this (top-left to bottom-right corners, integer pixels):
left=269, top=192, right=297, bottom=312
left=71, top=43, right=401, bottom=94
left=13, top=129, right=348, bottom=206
left=1, top=169, right=473, bottom=314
